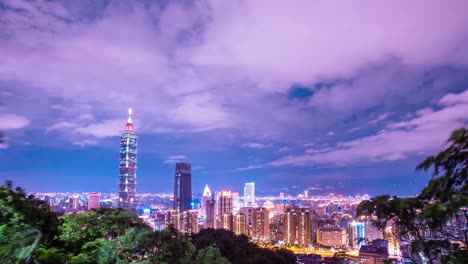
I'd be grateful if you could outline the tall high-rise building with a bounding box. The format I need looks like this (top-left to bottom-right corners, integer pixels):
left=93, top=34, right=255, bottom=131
left=232, top=192, right=240, bottom=214
left=283, top=207, right=311, bottom=246
left=88, top=193, right=100, bottom=210
left=349, top=221, right=366, bottom=249
left=234, top=214, right=247, bottom=236
left=239, top=207, right=254, bottom=237
left=119, top=108, right=138, bottom=210
left=221, top=213, right=234, bottom=231
left=165, top=210, right=180, bottom=230
left=252, top=207, right=270, bottom=241
left=70, top=196, right=79, bottom=210
left=216, top=191, right=233, bottom=229
left=284, top=207, right=297, bottom=245
left=204, top=199, right=216, bottom=229
left=182, top=210, right=199, bottom=234
left=174, top=163, right=192, bottom=212
left=244, top=182, right=255, bottom=207
left=201, top=185, right=211, bottom=219
left=297, top=208, right=311, bottom=246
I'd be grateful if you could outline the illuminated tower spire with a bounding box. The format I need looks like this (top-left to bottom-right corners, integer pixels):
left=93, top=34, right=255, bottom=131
left=203, top=184, right=211, bottom=197
left=126, top=108, right=134, bottom=132
left=119, top=108, right=138, bottom=210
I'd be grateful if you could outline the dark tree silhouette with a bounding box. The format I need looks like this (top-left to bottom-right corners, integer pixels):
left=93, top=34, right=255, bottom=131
left=357, top=128, right=468, bottom=264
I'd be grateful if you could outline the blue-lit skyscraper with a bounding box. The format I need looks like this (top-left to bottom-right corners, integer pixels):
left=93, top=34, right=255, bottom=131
left=119, top=108, right=137, bottom=210
left=350, top=221, right=366, bottom=249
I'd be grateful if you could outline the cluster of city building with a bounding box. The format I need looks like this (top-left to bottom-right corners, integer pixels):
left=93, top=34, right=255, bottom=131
left=33, top=109, right=400, bottom=264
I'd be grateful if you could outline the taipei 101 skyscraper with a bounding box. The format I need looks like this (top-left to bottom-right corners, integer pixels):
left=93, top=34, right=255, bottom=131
left=118, top=108, right=137, bottom=210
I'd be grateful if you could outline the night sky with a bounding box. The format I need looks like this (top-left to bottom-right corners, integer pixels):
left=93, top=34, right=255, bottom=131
left=1, top=0, right=468, bottom=196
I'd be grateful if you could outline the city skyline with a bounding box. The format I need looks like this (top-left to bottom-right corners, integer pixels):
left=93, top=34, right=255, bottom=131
left=1, top=1, right=468, bottom=196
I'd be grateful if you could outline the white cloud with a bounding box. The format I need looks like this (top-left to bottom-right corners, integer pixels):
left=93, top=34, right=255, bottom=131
left=277, top=146, right=292, bottom=152
left=348, top=127, right=361, bottom=133
left=164, top=155, right=187, bottom=164
left=73, top=139, right=99, bottom=147
left=327, top=131, right=335, bottom=136
left=369, top=113, right=391, bottom=125
left=0, top=113, right=30, bottom=130
left=438, top=89, right=468, bottom=106
left=48, top=121, right=80, bottom=132
left=235, top=164, right=265, bottom=171
left=74, top=119, right=123, bottom=138
left=242, top=142, right=271, bottom=149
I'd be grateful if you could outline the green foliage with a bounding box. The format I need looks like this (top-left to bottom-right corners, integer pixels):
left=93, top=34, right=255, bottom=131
left=195, top=245, right=231, bottom=264
left=0, top=181, right=59, bottom=263
left=58, top=207, right=149, bottom=253
left=35, top=247, right=72, bottom=264
left=192, top=228, right=296, bottom=264
left=69, top=238, right=120, bottom=264
left=357, top=128, right=468, bottom=263
left=0, top=181, right=59, bottom=244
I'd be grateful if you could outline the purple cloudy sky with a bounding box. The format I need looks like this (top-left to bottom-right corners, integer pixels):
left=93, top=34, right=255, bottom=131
left=1, top=0, right=468, bottom=196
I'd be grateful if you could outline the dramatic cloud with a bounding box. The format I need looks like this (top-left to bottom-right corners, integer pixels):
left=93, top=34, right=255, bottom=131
left=192, top=1, right=468, bottom=83
left=1, top=0, right=468, bottom=194
left=271, top=90, right=468, bottom=167
left=1, top=0, right=467, bottom=141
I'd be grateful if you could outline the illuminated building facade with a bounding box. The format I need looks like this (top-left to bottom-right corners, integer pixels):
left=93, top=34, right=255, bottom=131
left=283, top=207, right=311, bottom=246
left=182, top=210, right=199, bottom=234
left=284, top=207, right=297, bottom=245
left=70, top=196, right=79, bottom=210
left=244, top=182, right=255, bottom=207
left=216, top=191, right=233, bottom=229
left=165, top=210, right=180, bottom=230
left=317, top=227, right=347, bottom=247
left=239, top=207, right=254, bottom=236
left=221, top=213, right=234, bottom=231
left=359, top=240, right=389, bottom=264
left=174, top=163, right=192, bottom=212
left=201, top=184, right=211, bottom=219
left=234, top=214, right=247, bottom=235
left=88, top=193, right=100, bottom=210
left=350, top=221, right=366, bottom=249
left=119, top=108, right=137, bottom=210
left=232, top=192, right=240, bottom=214
left=297, top=208, right=311, bottom=246
left=252, top=207, right=270, bottom=241
left=204, top=199, right=216, bottom=229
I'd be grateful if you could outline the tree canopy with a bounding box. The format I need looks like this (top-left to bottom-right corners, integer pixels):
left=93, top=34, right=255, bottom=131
left=357, top=127, right=468, bottom=264
left=0, top=181, right=296, bottom=263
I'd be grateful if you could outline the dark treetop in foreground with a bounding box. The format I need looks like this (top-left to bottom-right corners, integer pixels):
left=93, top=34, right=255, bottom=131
left=357, top=128, right=468, bottom=264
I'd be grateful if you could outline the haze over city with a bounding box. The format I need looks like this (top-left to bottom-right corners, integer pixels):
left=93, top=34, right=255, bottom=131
left=1, top=0, right=468, bottom=196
